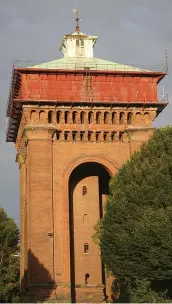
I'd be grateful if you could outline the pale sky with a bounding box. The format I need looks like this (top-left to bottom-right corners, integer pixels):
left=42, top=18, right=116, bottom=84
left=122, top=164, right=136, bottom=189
left=0, top=0, right=171, bottom=225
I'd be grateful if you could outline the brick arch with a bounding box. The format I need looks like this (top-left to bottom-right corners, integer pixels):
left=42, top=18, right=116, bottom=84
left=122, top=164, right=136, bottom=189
left=63, top=154, right=119, bottom=182
left=62, top=154, right=119, bottom=282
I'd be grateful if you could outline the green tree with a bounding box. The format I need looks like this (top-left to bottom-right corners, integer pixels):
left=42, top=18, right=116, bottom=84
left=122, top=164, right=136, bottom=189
left=0, top=207, right=20, bottom=302
left=96, top=127, right=172, bottom=302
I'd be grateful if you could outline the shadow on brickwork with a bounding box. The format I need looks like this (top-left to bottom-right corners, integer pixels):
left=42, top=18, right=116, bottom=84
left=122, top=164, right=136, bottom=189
left=19, top=250, right=56, bottom=303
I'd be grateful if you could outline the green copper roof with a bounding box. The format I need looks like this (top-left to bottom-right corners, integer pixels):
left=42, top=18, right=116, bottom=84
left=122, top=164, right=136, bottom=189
left=28, top=56, right=149, bottom=72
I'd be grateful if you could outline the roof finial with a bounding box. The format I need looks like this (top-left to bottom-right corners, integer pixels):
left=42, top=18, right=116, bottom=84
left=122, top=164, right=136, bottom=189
left=73, top=9, right=80, bottom=32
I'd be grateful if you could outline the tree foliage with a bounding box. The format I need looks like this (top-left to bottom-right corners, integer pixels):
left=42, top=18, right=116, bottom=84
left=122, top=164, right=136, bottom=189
left=96, top=127, right=172, bottom=300
left=0, top=207, right=20, bottom=302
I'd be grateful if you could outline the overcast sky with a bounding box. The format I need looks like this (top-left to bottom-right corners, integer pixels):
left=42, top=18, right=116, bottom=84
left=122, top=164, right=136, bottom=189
left=0, top=0, right=172, bottom=225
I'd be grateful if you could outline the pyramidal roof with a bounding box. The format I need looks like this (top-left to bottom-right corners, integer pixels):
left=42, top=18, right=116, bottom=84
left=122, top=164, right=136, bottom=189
left=28, top=13, right=148, bottom=72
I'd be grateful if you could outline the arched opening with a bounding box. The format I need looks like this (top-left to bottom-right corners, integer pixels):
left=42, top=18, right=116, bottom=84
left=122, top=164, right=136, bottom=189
left=144, top=112, right=150, bottom=124
left=135, top=112, right=141, bottom=124
left=80, top=111, right=86, bottom=124
left=127, top=112, right=133, bottom=124
left=30, top=110, right=37, bottom=124
left=85, top=273, right=90, bottom=285
left=56, top=111, right=62, bottom=124
left=119, top=112, right=125, bottom=124
left=72, top=111, right=77, bottom=124
left=88, top=111, right=93, bottom=124
left=112, top=112, right=117, bottom=124
left=48, top=111, right=53, bottom=123
left=96, top=112, right=101, bottom=124
left=64, top=111, right=70, bottom=124
left=39, top=110, right=45, bottom=123
left=104, top=112, right=109, bottom=124
left=69, top=162, right=111, bottom=302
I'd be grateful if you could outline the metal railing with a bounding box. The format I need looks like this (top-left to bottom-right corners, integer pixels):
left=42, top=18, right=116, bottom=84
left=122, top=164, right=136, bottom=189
left=13, top=60, right=167, bottom=73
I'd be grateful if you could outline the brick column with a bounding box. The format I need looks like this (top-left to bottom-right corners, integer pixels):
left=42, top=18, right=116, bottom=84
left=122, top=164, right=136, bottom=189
left=24, top=125, right=56, bottom=294
left=16, top=153, right=27, bottom=292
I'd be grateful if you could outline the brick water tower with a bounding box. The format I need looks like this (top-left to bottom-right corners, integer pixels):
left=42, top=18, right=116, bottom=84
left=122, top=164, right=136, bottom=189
left=6, top=11, right=167, bottom=303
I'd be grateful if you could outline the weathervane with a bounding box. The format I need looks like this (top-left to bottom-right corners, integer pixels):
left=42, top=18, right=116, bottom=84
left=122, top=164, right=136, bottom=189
left=73, top=9, right=81, bottom=32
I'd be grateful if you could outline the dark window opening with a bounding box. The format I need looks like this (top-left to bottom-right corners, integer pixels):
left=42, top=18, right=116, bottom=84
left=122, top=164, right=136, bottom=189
left=96, top=112, right=101, bottom=124
left=80, top=132, right=84, bottom=141
left=48, top=111, right=53, bottom=123
left=85, top=273, right=90, bottom=285
left=72, top=131, right=77, bottom=141
left=56, top=131, right=61, bottom=140
left=119, top=132, right=124, bottom=141
left=127, top=112, right=133, bottom=124
left=104, top=112, right=109, bottom=124
left=104, top=132, right=108, bottom=141
left=82, top=186, right=87, bottom=195
left=88, top=112, right=93, bottom=124
left=84, top=243, right=89, bottom=254
left=65, top=111, right=70, bottom=124
left=88, top=132, right=92, bottom=141
left=111, top=132, right=116, bottom=141
left=96, top=132, right=100, bottom=142
left=72, top=112, right=77, bottom=124
left=112, top=112, right=117, bottom=124
left=119, top=112, right=125, bottom=124
left=80, top=112, right=85, bottom=124
left=64, top=132, right=69, bottom=141
left=56, top=111, right=61, bottom=124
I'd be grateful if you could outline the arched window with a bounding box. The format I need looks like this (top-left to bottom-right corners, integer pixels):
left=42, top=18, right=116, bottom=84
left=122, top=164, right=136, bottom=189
left=111, top=132, right=116, bottom=141
left=119, top=132, right=124, bottom=141
left=83, top=214, right=89, bottom=224
left=80, top=111, right=86, bottom=124
left=112, top=112, right=117, bottom=124
left=84, top=243, right=89, bottom=254
left=64, top=132, right=69, bottom=141
left=82, top=186, right=87, bottom=195
left=96, top=112, right=101, bottom=124
left=88, top=132, right=92, bottom=141
left=85, top=273, right=90, bottom=285
left=72, top=111, right=77, bottom=124
left=127, top=112, right=133, bottom=124
left=144, top=112, right=149, bottom=124
left=56, top=111, right=61, bottom=123
left=88, top=112, right=93, bottom=124
left=30, top=110, right=36, bottom=124
left=39, top=110, right=45, bottom=123
left=135, top=112, right=141, bottom=124
left=104, top=112, right=109, bottom=124
left=64, top=111, right=70, bottom=124
left=72, top=131, right=77, bottom=141
left=48, top=111, right=53, bottom=123
left=119, top=112, right=125, bottom=124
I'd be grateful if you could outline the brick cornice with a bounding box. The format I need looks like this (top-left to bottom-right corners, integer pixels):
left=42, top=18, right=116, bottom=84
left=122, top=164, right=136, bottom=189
left=23, top=124, right=56, bottom=141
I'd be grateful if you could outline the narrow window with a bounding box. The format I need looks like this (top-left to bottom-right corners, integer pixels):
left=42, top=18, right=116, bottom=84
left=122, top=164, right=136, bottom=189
left=119, top=132, right=124, bottom=141
left=96, top=112, right=101, bottom=124
left=72, top=131, right=77, bottom=141
left=96, top=132, right=100, bottom=142
left=85, top=273, right=90, bottom=285
left=111, top=132, right=116, bottom=141
left=82, top=186, right=87, bottom=195
left=127, top=112, right=133, bottom=124
left=104, top=112, right=109, bottom=124
left=104, top=132, right=108, bottom=141
left=135, top=112, right=141, bottom=124
left=39, top=110, right=45, bottom=123
left=64, top=111, right=70, bottom=124
left=88, top=112, right=93, bottom=124
left=30, top=110, right=36, bottom=124
left=48, top=111, right=53, bottom=123
left=80, top=111, right=85, bottom=124
left=88, top=132, right=92, bottom=141
left=80, top=132, right=84, bottom=141
left=64, top=132, right=69, bottom=141
left=56, top=111, right=61, bottom=123
left=144, top=112, right=149, bottom=124
left=112, top=112, right=117, bottom=124
left=84, top=243, right=89, bottom=254
left=83, top=214, right=89, bottom=224
left=119, top=112, right=125, bottom=124
left=56, top=131, right=61, bottom=140
left=72, top=111, right=77, bottom=124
